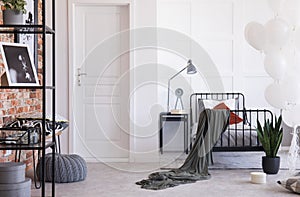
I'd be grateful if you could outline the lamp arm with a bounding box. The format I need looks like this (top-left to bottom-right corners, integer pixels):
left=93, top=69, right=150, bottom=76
left=169, top=65, right=188, bottom=80
left=167, top=66, right=188, bottom=111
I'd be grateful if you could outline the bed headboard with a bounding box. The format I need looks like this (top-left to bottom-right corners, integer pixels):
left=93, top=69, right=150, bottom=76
left=189, top=93, right=245, bottom=124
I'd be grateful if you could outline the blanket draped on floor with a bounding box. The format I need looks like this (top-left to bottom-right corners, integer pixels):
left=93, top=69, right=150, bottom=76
left=136, top=109, right=230, bottom=190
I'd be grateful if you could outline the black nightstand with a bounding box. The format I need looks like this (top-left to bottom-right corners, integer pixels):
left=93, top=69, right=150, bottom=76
left=159, top=112, right=188, bottom=154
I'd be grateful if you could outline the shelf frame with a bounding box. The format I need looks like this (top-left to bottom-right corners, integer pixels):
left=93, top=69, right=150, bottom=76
left=0, top=141, right=55, bottom=151
left=0, top=0, right=57, bottom=196
left=0, top=25, right=55, bottom=34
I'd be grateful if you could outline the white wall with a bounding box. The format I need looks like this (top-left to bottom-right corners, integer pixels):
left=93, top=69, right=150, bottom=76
left=55, top=0, right=69, bottom=153
left=130, top=0, right=159, bottom=162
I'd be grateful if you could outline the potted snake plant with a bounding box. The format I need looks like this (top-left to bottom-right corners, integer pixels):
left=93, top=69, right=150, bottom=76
left=1, top=0, right=27, bottom=25
left=257, top=115, right=283, bottom=174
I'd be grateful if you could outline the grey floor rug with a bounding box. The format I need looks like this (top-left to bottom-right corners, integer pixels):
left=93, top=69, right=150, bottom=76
left=161, top=150, right=300, bottom=170
left=210, top=150, right=300, bottom=170
left=211, top=151, right=268, bottom=169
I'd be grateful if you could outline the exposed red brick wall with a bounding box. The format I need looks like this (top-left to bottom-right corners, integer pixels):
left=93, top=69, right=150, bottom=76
left=0, top=1, right=43, bottom=171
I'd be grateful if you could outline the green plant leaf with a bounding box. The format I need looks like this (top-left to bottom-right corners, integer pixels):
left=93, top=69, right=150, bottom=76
left=274, top=128, right=283, bottom=156
left=256, top=115, right=283, bottom=158
left=1, top=0, right=27, bottom=13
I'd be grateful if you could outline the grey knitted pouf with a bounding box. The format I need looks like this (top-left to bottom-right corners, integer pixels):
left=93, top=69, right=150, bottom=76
left=37, top=153, right=87, bottom=183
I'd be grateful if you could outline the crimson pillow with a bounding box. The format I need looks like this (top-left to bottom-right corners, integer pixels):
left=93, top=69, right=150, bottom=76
left=213, top=102, right=243, bottom=125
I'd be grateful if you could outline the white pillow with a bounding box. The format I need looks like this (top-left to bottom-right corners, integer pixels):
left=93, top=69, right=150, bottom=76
left=202, top=99, right=236, bottom=110
left=228, top=121, right=254, bottom=130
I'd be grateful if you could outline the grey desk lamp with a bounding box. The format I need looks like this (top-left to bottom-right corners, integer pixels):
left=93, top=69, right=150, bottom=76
left=167, top=59, right=197, bottom=112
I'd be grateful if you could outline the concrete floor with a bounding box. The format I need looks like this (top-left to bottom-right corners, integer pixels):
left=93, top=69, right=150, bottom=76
left=30, top=151, right=297, bottom=197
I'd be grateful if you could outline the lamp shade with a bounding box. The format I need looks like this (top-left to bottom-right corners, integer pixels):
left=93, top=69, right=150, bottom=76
left=186, top=60, right=197, bottom=74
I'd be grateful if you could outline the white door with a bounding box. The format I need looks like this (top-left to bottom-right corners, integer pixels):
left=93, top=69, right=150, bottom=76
left=69, top=2, right=130, bottom=162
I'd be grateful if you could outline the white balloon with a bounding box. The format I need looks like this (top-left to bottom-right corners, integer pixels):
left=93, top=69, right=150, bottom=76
left=264, top=82, right=287, bottom=109
left=264, top=51, right=287, bottom=80
left=245, top=22, right=266, bottom=51
left=265, top=18, right=290, bottom=47
left=283, top=104, right=300, bottom=127
left=295, top=27, right=300, bottom=51
left=268, top=0, right=286, bottom=14
left=282, top=76, right=300, bottom=105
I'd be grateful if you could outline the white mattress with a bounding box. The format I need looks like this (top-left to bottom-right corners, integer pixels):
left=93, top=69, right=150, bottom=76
left=214, top=128, right=258, bottom=147
left=191, top=122, right=259, bottom=147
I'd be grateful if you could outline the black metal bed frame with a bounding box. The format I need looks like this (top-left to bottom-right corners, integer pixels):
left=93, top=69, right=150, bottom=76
left=189, top=93, right=273, bottom=152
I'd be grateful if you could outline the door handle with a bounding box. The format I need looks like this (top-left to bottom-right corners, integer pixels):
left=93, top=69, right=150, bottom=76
left=77, top=68, right=87, bottom=86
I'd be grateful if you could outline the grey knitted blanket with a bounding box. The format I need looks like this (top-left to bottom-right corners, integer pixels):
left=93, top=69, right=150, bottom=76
left=136, top=109, right=230, bottom=190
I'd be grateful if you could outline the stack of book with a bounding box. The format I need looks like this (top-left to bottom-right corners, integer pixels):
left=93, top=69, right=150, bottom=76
left=170, top=109, right=188, bottom=114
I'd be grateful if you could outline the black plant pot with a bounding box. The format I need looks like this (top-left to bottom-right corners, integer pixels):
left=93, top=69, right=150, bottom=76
left=262, top=156, right=280, bottom=174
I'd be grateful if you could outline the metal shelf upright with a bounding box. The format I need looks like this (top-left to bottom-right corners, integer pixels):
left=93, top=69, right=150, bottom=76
left=0, top=0, right=56, bottom=196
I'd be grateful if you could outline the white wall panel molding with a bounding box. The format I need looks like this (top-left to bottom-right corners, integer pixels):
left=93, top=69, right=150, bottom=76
left=158, top=0, right=274, bottom=108
left=191, top=0, right=234, bottom=36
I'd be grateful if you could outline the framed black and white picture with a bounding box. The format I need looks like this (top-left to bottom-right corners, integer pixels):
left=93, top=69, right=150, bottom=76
left=0, top=42, right=39, bottom=86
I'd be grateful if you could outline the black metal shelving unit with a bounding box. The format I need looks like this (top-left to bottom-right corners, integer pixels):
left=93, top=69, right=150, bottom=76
left=0, top=0, right=56, bottom=196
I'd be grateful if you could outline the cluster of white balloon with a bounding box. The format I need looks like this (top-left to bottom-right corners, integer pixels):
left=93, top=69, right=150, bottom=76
left=245, top=0, right=300, bottom=128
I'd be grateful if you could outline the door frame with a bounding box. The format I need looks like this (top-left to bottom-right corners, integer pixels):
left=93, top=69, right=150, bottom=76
left=68, top=0, right=134, bottom=161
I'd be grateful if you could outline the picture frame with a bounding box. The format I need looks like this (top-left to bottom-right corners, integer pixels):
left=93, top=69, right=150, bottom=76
left=0, top=42, right=39, bottom=86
